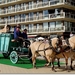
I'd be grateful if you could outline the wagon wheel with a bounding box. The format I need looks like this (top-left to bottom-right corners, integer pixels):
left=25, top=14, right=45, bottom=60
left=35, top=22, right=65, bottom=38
left=10, top=51, right=19, bottom=64
left=3, top=52, right=10, bottom=58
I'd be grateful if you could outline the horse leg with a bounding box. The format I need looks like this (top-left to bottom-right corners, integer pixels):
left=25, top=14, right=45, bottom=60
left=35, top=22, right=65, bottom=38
left=51, top=57, right=57, bottom=72
left=65, top=58, right=68, bottom=70
left=44, top=56, right=51, bottom=67
left=70, top=58, right=74, bottom=70
left=32, top=56, right=36, bottom=68
left=62, top=53, right=69, bottom=70
left=57, top=58, right=60, bottom=68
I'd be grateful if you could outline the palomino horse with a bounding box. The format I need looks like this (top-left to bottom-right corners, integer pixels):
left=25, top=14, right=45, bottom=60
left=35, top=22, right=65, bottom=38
left=30, top=37, right=75, bottom=72
left=50, top=36, right=75, bottom=71
left=68, top=35, right=75, bottom=69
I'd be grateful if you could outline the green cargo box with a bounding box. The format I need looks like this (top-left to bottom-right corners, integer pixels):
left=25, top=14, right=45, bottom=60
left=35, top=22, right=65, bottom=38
left=0, top=33, right=22, bottom=53
left=0, top=33, right=13, bottom=53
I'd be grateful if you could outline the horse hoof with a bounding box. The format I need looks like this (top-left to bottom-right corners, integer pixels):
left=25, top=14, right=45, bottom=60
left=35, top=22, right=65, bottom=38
left=44, top=64, right=49, bottom=67
left=33, top=66, right=37, bottom=69
left=52, top=68, right=57, bottom=72
left=71, top=67, right=74, bottom=70
left=70, top=66, right=74, bottom=70
left=68, top=70, right=70, bottom=72
left=65, top=67, right=68, bottom=70
left=58, top=65, right=60, bottom=68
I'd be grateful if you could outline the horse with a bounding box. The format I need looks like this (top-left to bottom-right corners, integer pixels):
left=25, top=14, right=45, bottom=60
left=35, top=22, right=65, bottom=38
left=50, top=36, right=75, bottom=71
left=30, top=37, right=75, bottom=72
left=68, top=35, right=75, bottom=69
left=30, top=40, right=53, bottom=67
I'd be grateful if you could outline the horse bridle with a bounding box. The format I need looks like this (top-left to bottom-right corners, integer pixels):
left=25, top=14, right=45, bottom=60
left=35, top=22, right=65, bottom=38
left=48, top=38, right=58, bottom=52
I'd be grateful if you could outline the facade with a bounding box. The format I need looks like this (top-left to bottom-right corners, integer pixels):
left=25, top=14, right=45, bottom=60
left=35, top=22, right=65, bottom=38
left=0, top=0, right=75, bottom=38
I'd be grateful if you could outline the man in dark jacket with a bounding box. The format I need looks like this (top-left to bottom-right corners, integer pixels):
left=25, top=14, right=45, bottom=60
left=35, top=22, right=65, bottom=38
left=22, top=29, right=28, bottom=39
left=14, top=26, right=24, bottom=47
left=22, top=29, right=30, bottom=47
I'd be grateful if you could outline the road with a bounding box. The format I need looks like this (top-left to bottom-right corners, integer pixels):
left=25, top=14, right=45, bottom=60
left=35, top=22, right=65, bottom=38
left=0, top=58, right=75, bottom=74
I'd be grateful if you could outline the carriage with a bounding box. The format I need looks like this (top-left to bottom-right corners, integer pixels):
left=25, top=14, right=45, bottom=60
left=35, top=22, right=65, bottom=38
left=0, top=33, right=32, bottom=64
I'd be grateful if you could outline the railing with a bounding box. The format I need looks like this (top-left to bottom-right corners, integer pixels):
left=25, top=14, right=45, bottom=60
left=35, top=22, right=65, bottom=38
left=0, top=0, right=75, bottom=15
left=65, top=27, right=75, bottom=32
left=0, top=12, right=65, bottom=24
left=65, top=13, right=75, bottom=19
left=1, top=12, right=75, bottom=25
left=0, top=0, right=17, bottom=4
left=28, top=26, right=65, bottom=33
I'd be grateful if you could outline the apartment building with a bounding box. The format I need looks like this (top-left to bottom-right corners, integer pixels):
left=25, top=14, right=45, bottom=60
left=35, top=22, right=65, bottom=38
left=0, top=0, right=75, bottom=38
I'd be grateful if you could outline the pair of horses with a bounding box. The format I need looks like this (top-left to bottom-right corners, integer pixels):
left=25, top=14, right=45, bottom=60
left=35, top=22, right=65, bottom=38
left=29, top=36, right=75, bottom=72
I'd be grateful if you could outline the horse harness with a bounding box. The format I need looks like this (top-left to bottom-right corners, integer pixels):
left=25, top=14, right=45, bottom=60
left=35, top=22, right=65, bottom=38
left=35, top=41, right=51, bottom=56
left=56, top=38, right=71, bottom=55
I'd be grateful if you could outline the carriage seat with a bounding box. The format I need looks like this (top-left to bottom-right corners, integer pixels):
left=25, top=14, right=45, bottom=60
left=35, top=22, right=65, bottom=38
left=11, top=39, right=19, bottom=42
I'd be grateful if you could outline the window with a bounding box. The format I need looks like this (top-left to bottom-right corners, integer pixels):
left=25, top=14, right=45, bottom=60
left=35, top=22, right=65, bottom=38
left=43, top=0, right=48, bottom=2
left=50, top=22, right=55, bottom=28
left=56, top=21, right=62, bottom=28
left=43, top=22, right=49, bottom=31
left=28, top=24, right=33, bottom=32
left=29, top=1, right=32, bottom=9
left=36, top=24, right=39, bottom=31
left=23, top=3, right=26, bottom=9
left=21, top=25, right=25, bottom=30
left=21, top=14, right=25, bottom=19
left=29, top=12, right=33, bottom=21
left=43, top=10, right=49, bottom=19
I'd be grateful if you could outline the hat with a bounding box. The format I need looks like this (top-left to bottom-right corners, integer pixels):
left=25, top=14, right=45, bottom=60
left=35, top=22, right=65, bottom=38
left=16, top=26, right=20, bottom=29
left=24, top=29, right=27, bottom=31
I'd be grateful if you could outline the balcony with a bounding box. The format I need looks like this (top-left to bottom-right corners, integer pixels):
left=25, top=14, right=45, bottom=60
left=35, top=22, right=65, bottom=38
left=0, top=0, right=32, bottom=7
left=1, top=12, right=75, bottom=26
left=28, top=26, right=65, bottom=34
left=1, top=12, right=64, bottom=25
left=0, top=0, right=75, bottom=17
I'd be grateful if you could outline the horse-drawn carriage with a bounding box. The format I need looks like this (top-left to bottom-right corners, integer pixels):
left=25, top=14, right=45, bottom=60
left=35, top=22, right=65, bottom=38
left=0, top=33, right=32, bottom=64
left=0, top=24, right=75, bottom=72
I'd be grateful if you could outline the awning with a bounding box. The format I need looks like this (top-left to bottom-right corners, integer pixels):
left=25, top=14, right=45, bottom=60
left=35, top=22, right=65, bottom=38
left=28, top=35, right=37, bottom=38
left=37, top=37, right=44, bottom=40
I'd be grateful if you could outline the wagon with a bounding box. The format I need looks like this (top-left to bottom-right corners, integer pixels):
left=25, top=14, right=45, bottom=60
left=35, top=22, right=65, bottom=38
left=0, top=33, right=32, bottom=64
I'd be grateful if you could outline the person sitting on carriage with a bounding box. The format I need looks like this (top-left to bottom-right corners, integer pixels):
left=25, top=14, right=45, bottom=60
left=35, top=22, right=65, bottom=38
left=14, top=26, right=24, bottom=46
left=22, top=29, right=31, bottom=48
left=6, top=25, right=11, bottom=33
left=14, top=24, right=21, bottom=36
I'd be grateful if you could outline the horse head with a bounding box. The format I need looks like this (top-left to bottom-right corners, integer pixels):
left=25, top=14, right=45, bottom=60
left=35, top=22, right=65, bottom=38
left=48, top=36, right=62, bottom=53
left=48, top=37, right=59, bottom=48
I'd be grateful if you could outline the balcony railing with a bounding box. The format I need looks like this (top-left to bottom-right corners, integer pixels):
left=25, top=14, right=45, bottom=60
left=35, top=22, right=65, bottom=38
left=28, top=26, right=65, bottom=34
left=0, top=12, right=75, bottom=25
left=65, top=13, right=75, bottom=19
left=0, top=12, right=75, bottom=26
left=0, top=0, right=75, bottom=15
left=0, top=0, right=17, bottom=4
left=0, top=12, right=65, bottom=25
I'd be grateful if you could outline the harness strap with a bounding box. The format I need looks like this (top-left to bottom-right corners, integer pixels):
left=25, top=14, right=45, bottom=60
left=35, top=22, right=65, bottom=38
left=36, top=46, right=51, bottom=53
left=37, top=42, right=44, bottom=51
left=44, top=44, right=46, bottom=55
